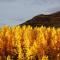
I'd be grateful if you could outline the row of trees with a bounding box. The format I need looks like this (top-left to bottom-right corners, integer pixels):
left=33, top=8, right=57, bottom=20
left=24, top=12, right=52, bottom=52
left=0, top=25, right=60, bottom=60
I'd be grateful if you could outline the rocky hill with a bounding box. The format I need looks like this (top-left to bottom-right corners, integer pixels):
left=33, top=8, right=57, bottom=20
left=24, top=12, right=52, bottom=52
left=20, top=11, right=60, bottom=27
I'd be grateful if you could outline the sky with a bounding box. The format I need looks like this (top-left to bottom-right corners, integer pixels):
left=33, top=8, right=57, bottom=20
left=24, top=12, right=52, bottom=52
left=0, top=0, right=60, bottom=26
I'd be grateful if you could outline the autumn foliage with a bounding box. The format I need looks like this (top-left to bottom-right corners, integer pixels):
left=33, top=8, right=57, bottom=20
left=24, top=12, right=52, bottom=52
left=0, top=25, right=60, bottom=60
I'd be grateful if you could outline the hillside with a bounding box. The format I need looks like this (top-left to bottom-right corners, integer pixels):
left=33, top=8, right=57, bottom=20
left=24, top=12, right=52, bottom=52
left=20, top=11, right=60, bottom=27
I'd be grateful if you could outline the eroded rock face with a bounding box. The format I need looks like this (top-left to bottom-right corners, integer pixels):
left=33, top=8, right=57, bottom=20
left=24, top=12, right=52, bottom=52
left=20, top=11, right=60, bottom=27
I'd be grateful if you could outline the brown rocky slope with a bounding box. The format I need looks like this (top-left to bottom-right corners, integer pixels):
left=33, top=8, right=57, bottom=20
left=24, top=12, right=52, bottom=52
left=20, top=11, right=60, bottom=27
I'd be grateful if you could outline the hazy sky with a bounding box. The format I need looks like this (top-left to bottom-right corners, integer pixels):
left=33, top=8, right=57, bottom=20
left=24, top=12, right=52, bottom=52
left=0, top=0, right=60, bottom=26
